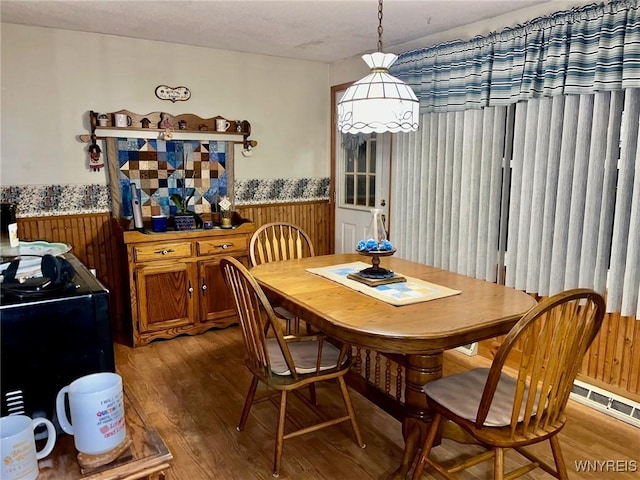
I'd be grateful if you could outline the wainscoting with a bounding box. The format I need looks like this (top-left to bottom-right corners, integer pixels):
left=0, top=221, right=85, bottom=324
left=17, top=212, right=127, bottom=336
left=15, top=200, right=333, bottom=341
left=236, top=201, right=333, bottom=255
left=14, top=202, right=639, bottom=403
left=479, top=311, right=640, bottom=402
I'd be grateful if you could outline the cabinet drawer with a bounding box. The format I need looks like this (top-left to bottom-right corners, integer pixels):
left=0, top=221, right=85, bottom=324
left=197, top=235, right=247, bottom=256
left=133, top=242, right=193, bottom=262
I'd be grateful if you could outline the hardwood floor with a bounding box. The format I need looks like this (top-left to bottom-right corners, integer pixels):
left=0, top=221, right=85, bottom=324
left=113, top=326, right=639, bottom=480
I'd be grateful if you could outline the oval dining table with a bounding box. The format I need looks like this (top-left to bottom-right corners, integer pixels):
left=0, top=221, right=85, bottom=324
left=250, top=253, right=537, bottom=479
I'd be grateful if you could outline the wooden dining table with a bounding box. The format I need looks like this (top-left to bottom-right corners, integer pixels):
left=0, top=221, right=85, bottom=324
left=250, top=253, right=537, bottom=479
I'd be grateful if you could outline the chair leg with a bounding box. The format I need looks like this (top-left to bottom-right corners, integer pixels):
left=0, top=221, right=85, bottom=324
left=549, top=436, right=569, bottom=480
left=273, top=390, right=288, bottom=477
left=337, top=376, right=365, bottom=448
left=494, top=447, right=504, bottom=480
left=411, top=413, right=441, bottom=480
left=237, top=376, right=258, bottom=432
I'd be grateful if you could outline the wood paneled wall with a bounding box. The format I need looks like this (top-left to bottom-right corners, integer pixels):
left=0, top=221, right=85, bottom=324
left=17, top=213, right=127, bottom=335
left=236, top=201, right=333, bottom=255
left=479, top=310, right=640, bottom=401
left=15, top=201, right=333, bottom=340
left=16, top=203, right=639, bottom=401
left=581, top=311, right=640, bottom=399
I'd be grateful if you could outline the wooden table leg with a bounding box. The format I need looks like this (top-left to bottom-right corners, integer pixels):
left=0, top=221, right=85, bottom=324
left=387, top=351, right=443, bottom=480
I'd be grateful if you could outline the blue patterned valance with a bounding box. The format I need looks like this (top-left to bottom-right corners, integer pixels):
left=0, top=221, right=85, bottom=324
left=391, top=0, right=640, bottom=112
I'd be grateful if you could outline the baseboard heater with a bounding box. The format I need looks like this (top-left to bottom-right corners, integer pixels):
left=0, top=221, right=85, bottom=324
left=570, top=379, right=640, bottom=428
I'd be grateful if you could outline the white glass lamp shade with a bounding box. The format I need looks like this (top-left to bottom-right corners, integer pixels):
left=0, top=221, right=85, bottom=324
left=338, top=52, right=419, bottom=134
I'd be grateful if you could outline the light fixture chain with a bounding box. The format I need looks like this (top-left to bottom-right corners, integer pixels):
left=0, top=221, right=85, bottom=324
left=377, top=0, right=384, bottom=52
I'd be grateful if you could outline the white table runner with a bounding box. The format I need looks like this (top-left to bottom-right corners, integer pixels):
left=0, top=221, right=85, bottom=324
left=306, top=261, right=461, bottom=306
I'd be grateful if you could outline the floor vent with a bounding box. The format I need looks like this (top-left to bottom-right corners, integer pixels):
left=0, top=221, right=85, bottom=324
left=570, top=379, right=640, bottom=428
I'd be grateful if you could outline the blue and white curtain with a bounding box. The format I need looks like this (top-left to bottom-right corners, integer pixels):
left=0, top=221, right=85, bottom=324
left=391, top=0, right=640, bottom=112
left=389, top=0, right=640, bottom=319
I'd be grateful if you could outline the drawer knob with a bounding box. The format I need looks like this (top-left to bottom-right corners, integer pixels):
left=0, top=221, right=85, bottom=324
left=218, top=243, right=233, bottom=250
left=155, top=249, right=175, bottom=255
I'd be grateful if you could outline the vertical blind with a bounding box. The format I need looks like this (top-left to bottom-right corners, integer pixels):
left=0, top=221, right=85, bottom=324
left=391, top=106, right=507, bottom=282
left=389, top=0, right=640, bottom=319
left=391, top=90, right=640, bottom=318
left=508, top=90, right=639, bottom=317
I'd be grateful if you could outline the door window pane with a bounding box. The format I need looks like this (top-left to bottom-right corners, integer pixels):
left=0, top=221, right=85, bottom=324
left=369, top=140, right=377, bottom=173
left=357, top=143, right=367, bottom=172
left=344, top=174, right=354, bottom=204
left=368, top=176, right=375, bottom=207
left=340, top=134, right=377, bottom=208
left=345, top=149, right=355, bottom=173
left=356, top=175, right=367, bottom=206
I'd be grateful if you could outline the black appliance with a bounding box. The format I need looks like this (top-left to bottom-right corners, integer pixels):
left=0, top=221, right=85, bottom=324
left=0, top=254, right=115, bottom=432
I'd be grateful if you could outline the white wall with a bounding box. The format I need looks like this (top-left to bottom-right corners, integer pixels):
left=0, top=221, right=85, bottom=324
left=0, top=24, right=330, bottom=186
left=1, top=1, right=598, bottom=187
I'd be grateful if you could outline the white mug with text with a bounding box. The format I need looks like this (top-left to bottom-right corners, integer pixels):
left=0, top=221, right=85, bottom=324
left=55, top=372, right=126, bottom=454
left=1, top=415, right=56, bottom=480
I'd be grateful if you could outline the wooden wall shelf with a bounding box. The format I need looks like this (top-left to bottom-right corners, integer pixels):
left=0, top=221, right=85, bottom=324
left=94, top=126, right=245, bottom=134
left=84, top=110, right=258, bottom=150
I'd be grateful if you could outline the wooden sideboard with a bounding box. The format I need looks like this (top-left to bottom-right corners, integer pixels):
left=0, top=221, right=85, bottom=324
left=119, top=223, right=255, bottom=346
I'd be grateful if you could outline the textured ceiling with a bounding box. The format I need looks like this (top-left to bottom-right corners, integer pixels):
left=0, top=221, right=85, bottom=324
left=1, top=0, right=554, bottom=63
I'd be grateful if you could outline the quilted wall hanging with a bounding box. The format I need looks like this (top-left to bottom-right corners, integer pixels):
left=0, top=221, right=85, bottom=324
left=117, top=138, right=233, bottom=219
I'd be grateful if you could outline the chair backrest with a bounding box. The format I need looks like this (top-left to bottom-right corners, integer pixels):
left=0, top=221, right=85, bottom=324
left=220, top=256, right=300, bottom=379
left=249, top=222, right=315, bottom=267
left=476, top=288, right=605, bottom=438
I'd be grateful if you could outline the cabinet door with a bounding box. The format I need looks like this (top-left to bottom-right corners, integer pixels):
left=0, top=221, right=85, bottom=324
left=198, top=254, right=249, bottom=327
left=136, top=261, right=197, bottom=333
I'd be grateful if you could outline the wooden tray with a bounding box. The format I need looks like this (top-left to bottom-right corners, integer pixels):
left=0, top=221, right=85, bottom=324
left=347, top=272, right=406, bottom=287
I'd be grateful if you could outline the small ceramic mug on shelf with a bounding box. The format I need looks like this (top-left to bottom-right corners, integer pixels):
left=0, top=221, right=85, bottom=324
left=114, top=113, right=132, bottom=128
left=215, top=119, right=230, bottom=132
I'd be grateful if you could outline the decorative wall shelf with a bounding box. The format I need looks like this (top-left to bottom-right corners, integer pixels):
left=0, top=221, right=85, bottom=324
left=79, top=109, right=247, bottom=224
left=82, top=110, right=258, bottom=151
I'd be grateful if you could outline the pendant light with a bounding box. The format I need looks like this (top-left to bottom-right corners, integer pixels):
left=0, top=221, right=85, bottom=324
left=337, top=0, right=419, bottom=134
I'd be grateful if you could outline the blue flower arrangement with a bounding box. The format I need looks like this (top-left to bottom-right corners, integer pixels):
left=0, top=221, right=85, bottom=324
left=356, top=239, right=394, bottom=252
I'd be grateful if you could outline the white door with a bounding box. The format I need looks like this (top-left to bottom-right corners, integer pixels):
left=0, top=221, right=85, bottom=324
left=333, top=88, right=391, bottom=253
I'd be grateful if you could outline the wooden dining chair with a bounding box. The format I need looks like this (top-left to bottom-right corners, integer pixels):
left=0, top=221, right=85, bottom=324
left=249, top=222, right=316, bottom=334
left=411, top=288, right=605, bottom=480
left=220, top=256, right=365, bottom=477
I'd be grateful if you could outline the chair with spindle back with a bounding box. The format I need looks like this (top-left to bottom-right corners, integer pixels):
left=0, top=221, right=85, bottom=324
left=249, top=222, right=316, bottom=334
left=411, top=288, right=606, bottom=480
left=220, top=256, right=365, bottom=477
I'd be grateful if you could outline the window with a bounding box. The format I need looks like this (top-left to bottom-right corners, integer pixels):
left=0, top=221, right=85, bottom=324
left=342, top=134, right=377, bottom=208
